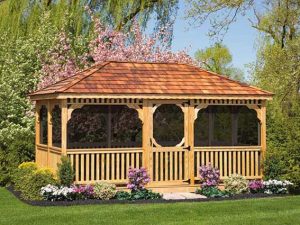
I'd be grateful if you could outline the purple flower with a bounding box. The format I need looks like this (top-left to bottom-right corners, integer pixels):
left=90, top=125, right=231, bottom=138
left=199, top=163, right=220, bottom=188
left=127, top=167, right=150, bottom=191
left=248, top=180, right=264, bottom=193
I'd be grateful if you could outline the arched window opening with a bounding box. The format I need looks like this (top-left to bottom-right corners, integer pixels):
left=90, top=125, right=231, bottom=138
left=237, top=106, right=260, bottom=145
left=153, top=104, right=184, bottom=147
left=39, top=105, right=48, bottom=145
left=52, top=105, right=61, bottom=147
left=194, top=105, right=259, bottom=146
left=67, top=105, right=142, bottom=149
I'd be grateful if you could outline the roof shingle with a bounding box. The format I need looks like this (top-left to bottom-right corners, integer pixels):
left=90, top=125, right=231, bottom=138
left=30, top=62, right=273, bottom=97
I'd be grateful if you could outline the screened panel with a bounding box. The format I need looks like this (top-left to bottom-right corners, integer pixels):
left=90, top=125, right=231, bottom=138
left=153, top=104, right=184, bottom=147
left=52, top=105, right=61, bottom=147
left=39, top=105, right=48, bottom=145
left=67, top=105, right=142, bottom=149
left=194, top=105, right=259, bottom=146
left=237, top=106, right=260, bottom=145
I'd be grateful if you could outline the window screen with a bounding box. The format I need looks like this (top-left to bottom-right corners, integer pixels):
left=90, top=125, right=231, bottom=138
left=153, top=104, right=184, bottom=147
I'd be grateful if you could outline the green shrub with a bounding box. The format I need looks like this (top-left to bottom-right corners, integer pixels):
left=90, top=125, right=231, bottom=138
left=130, top=189, right=161, bottom=200
left=57, top=156, right=74, bottom=186
left=224, top=174, right=249, bottom=194
left=115, top=189, right=162, bottom=200
left=283, top=165, right=300, bottom=194
left=12, top=162, right=38, bottom=191
left=115, top=191, right=131, bottom=200
left=263, top=153, right=287, bottom=180
left=195, top=187, right=231, bottom=198
left=94, top=182, right=117, bottom=200
left=19, top=168, right=56, bottom=200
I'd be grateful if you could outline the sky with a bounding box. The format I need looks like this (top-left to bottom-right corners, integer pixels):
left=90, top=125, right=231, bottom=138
left=171, top=1, right=259, bottom=77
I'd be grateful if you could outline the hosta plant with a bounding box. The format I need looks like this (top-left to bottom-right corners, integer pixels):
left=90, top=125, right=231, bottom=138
left=224, top=174, right=248, bottom=194
left=263, top=180, right=293, bottom=194
left=195, top=186, right=231, bottom=198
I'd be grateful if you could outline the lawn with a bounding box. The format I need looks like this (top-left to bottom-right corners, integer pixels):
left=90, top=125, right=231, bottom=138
left=0, top=188, right=299, bottom=225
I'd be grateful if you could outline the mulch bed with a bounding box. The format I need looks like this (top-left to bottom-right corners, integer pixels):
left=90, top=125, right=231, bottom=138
left=6, top=186, right=291, bottom=207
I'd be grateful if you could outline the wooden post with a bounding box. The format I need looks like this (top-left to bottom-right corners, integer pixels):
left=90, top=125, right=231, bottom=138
left=47, top=100, right=53, bottom=167
left=260, top=101, right=267, bottom=160
left=61, top=99, right=68, bottom=156
left=142, top=100, right=151, bottom=169
left=188, top=103, right=195, bottom=185
left=35, top=101, right=41, bottom=165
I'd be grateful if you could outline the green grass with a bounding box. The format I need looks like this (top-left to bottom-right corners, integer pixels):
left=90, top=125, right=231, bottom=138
left=0, top=188, right=299, bottom=225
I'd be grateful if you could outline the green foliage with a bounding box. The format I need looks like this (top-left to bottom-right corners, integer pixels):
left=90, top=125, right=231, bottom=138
left=224, top=174, right=248, bottom=194
left=93, top=182, right=117, bottom=200
left=195, top=187, right=231, bottom=198
left=195, top=43, right=244, bottom=81
left=13, top=163, right=56, bottom=200
left=115, top=189, right=162, bottom=200
left=20, top=168, right=56, bottom=200
left=283, top=165, right=300, bottom=194
left=57, top=156, right=74, bottom=187
left=12, top=162, right=38, bottom=191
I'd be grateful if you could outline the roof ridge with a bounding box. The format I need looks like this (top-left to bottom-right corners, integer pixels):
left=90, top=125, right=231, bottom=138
left=189, top=64, right=273, bottom=95
left=58, top=62, right=110, bottom=93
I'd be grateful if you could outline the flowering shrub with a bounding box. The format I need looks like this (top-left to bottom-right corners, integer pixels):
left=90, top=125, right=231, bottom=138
left=41, top=185, right=73, bottom=201
left=263, top=180, right=293, bottom=194
left=72, top=185, right=94, bottom=200
left=248, top=180, right=264, bottom=193
left=199, top=164, right=220, bottom=188
left=127, top=167, right=150, bottom=191
left=12, top=162, right=38, bottom=191
left=224, top=174, right=248, bottom=194
left=94, top=182, right=117, bottom=200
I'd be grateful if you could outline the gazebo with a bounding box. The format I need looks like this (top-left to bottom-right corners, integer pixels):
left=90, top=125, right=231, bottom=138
left=29, top=61, right=273, bottom=192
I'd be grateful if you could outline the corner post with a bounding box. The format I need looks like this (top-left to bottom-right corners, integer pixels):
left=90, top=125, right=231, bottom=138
left=260, top=101, right=267, bottom=161
left=61, top=99, right=68, bottom=156
left=188, top=103, right=195, bottom=185
left=35, top=101, right=41, bottom=165
left=47, top=100, right=53, bottom=167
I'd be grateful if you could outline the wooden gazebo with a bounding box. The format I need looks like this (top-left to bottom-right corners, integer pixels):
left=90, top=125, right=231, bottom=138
left=29, top=61, right=273, bottom=192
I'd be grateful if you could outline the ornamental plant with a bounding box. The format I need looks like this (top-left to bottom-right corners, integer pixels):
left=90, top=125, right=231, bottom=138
left=224, top=174, right=248, bottom=194
left=248, top=180, right=264, bottom=193
left=71, top=185, right=94, bottom=200
left=41, top=184, right=73, bottom=201
left=57, top=156, right=74, bottom=186
left=263, top=180, right=293, bottom=194
left=93, top=182, right=117, bottom=200
left=127, top=167, right=150, bottom=191
left=199, top=164, right=220, bottom=188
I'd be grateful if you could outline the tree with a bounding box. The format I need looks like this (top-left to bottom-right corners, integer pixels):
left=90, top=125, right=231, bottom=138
left=186, top=0, right=300, bottom=189
left=39, top=18, right=193, bottom=88
left=195, top=43, right=244, bottom=81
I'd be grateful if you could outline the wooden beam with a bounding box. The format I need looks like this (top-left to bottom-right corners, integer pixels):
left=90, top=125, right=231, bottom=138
left=188, top=103, right=195, bottom=185
left=260, top=101, right=267, bottom=161
left=61, top=99, right=68, bottom=156
left=35, top=102, right=41, bottom=166
left=47, top=100, right=53, bottom=167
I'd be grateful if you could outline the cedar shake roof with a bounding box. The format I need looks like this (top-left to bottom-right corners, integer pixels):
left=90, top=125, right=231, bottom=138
left=30, top=61, right=273, bottom=98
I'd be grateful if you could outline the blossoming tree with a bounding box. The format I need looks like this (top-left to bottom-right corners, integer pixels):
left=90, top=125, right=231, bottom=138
left=39, top=18, right=193, bottom=89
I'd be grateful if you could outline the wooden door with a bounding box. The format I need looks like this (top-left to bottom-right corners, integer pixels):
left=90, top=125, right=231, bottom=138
left=149, top=101, right=191, bottom=185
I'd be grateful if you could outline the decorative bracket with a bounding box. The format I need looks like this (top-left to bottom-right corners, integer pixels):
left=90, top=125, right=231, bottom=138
left=194, top=104, right=209, bottom=121
left=246, top=105, right=262, bottom=123
left=127, top=104, right=144, bottom=122
left=67, top=104, right=84, bottom=121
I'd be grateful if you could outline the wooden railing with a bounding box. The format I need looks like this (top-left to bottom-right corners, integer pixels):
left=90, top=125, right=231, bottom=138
left=194, top=146, right=262, bottom=179
left=151, top=147, right=188, bottom=183
left=67, top=148, right=143, bottom=184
